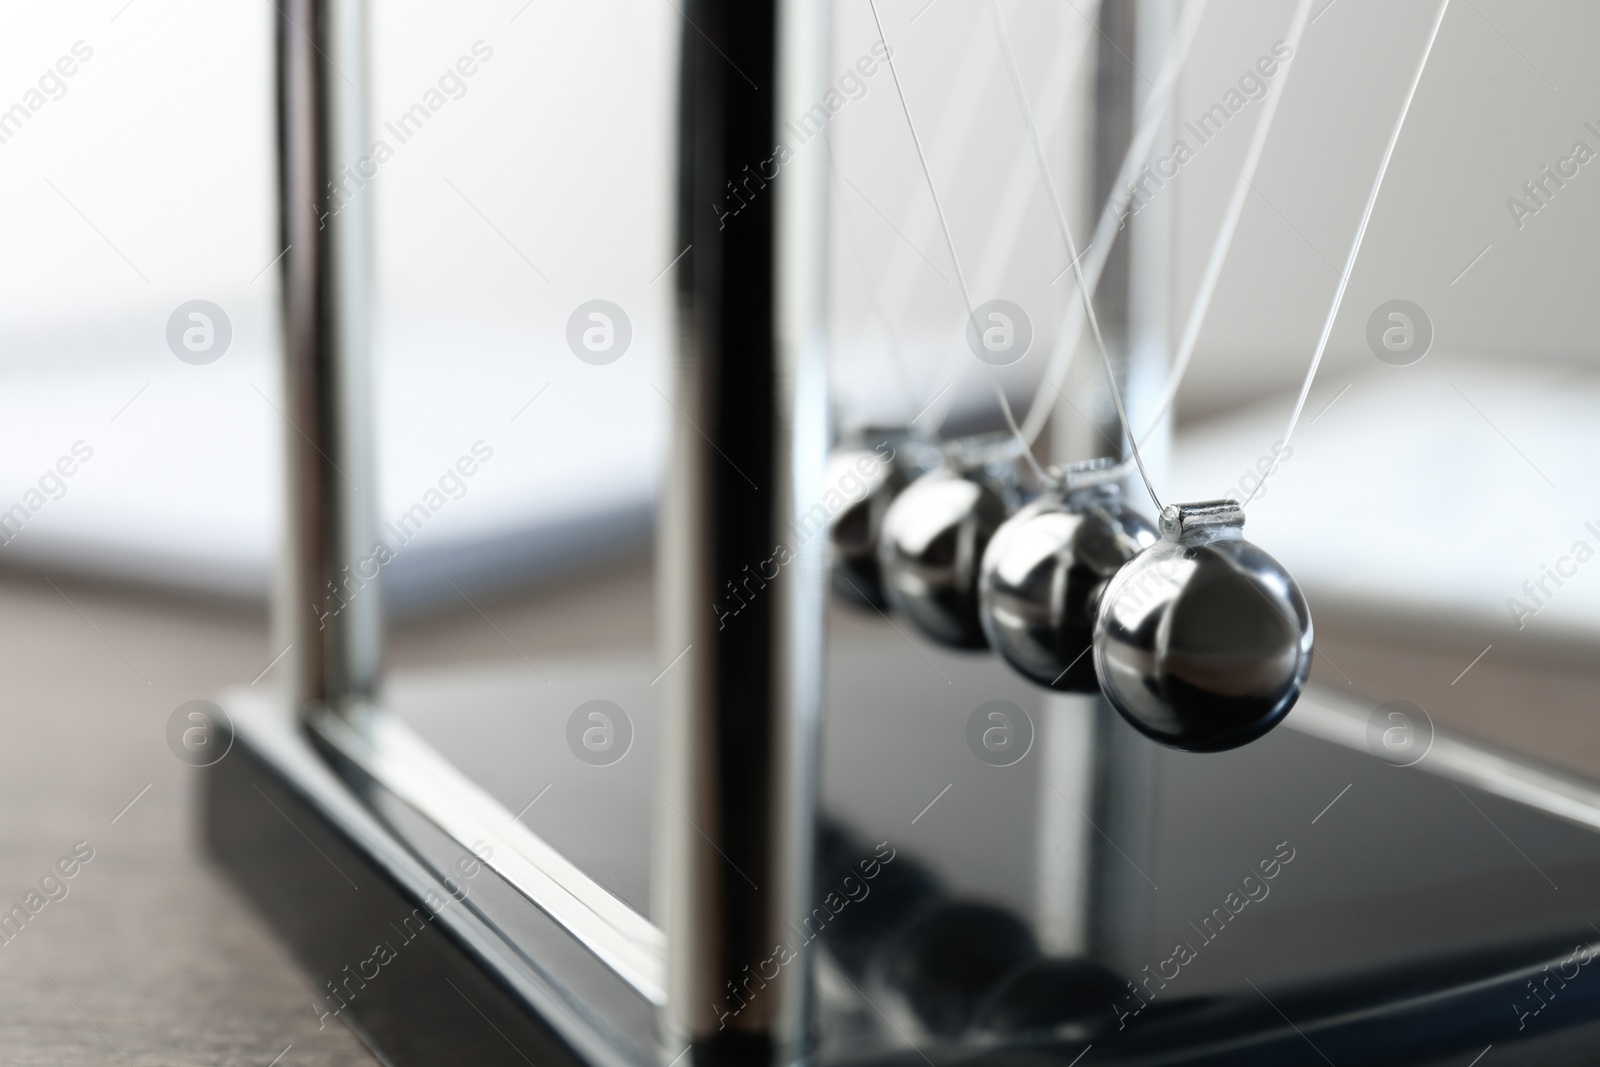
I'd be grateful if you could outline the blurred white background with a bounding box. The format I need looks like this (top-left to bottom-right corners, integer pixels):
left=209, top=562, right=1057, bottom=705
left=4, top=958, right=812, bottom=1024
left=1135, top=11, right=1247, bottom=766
left=0, top=0, right=675, bottom=606
left=0, top=0, right=1596, bottom=646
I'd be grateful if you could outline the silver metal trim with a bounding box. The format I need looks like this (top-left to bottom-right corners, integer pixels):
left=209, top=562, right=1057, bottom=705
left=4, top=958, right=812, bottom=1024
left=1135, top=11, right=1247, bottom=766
left=275, top=0, right=384, bottom=717
left=659, top=0, right=831, bottom=1059
left=310, top=708, right=668, bottom=1005
left=1288, top=685, right=1600, bottom=833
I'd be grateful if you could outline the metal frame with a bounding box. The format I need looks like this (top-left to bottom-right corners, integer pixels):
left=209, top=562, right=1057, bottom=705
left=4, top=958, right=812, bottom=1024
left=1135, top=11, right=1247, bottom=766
left=659, top=0, right=830, bottom=1063
left=310, top=708, right=668, bottom=1003
left=205, top=688, right=657, bottom=1067
left=265, top=0, right=831, bottom=1063
left=209, top=1, right=1600, bottom=1065
left=275, top=0, right=383, bottom=719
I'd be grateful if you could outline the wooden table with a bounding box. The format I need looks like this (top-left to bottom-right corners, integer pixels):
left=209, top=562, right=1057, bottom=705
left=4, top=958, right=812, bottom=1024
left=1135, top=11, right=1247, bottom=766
left=0, top=558, right=654, bottom=1066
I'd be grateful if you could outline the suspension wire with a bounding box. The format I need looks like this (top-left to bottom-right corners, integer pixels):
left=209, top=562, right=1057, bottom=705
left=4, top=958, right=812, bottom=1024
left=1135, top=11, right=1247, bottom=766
left=1015, top=0, right=1211, bottom=447
left=908, top=22, right=1094, bottom=438
left=1130, top=0, right=1315, bottom=454
left=1242, top=0, right=1451, bottom=507
left=986, top=0, right=1161, bottom=510
left=867, top=0, right=1052, bottom=484
left=911, top=23, right=1094, bottom=436
left=823, top=133, right=923, bottom=426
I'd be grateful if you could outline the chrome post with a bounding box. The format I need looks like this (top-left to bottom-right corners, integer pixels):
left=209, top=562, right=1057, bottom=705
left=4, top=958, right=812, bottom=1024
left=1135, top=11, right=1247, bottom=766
left=1039, top=0, right=1171, bottom=965
left=1088, top=0, right=1172, bottom=973
left=274, top=0, right=383, bottom=718
left=659, top=0, right=829, bottom=1063
left=1127, top=0, right=1175, bottom=486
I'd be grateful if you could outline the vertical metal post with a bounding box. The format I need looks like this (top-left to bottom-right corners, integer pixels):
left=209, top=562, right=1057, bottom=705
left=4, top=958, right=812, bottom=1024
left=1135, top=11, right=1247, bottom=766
left=1088, top=0, right=1137, bottom=393
left=1039, top=0, right=1171, bottom=967
left=1035, top=0, right=1136, bottom=962
left=1049, top=0, right=1171, bottom=467
left=1127, top=0, right=1175, bottom=486
left=1088, top=0, right=1171, bottom=973
left=275, top=0, right=383, bottom=718
left=660, top=0, right=829, bottom=1063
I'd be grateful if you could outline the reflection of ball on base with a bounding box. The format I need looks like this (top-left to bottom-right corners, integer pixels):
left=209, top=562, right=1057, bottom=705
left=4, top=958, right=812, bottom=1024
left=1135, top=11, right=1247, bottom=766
left=1093, top=500, right=1312, bottom=752
left=873, top=901, right=1040, bottom=1038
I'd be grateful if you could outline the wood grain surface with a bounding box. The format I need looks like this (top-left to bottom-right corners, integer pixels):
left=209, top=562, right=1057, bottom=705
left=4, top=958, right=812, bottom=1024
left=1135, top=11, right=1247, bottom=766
left=0, top=558, right=654, bottom=1066
left=0, top=572, right=373, bottom=1066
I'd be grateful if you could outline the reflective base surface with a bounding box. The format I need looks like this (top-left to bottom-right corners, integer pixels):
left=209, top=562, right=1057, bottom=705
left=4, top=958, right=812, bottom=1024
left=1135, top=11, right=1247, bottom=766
left=207, top=617, right=1600, bottom=1065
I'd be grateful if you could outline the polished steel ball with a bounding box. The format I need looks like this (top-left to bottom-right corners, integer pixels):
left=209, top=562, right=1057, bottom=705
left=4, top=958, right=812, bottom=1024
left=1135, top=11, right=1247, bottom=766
left=1092, top=500, right=1312, bottom=752
left=879, top=436, right=1026, bottom=649
left=828, top=430, right=941, bottom=609
left=979, top=467, right=1157, bottom=692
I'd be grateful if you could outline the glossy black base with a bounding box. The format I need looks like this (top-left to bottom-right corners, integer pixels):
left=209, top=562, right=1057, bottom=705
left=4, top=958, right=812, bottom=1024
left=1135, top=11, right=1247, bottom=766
left=201, top=697, right=654, bottom=1067
left=204, top=657, right=1600, bottom=1067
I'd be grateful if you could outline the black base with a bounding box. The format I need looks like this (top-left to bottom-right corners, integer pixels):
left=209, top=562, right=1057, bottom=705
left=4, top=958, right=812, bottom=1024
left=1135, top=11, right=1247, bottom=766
left=202, top=697, right=653, bottom=1067
left=204, top=646, right=1600, bottom=1067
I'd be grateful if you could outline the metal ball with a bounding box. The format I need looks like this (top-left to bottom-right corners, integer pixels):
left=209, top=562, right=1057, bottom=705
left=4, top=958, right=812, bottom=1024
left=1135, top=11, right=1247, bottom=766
left=979, top=468, right=1157, bottom=692
left=878, top=435, right=1026, bottom=649
left=828, top=430, right=941, bottom=609
left=1092, top=500, right=1312, bottom=752
left=879, top=470, right=1007, bottom=648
